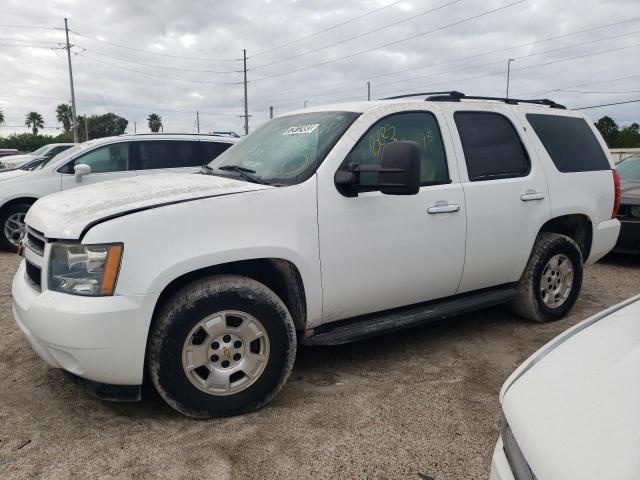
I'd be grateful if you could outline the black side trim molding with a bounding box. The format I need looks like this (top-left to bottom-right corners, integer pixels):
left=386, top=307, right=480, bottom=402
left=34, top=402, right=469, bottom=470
left=78, top=189, right=252, bottom=241
left=64, top=371, right=141, bottom=402
left=302, top=284, right=517, bottom=346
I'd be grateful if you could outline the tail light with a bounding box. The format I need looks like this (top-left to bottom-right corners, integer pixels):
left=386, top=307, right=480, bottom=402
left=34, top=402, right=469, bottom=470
left=612, top=169, right=621, bottom=219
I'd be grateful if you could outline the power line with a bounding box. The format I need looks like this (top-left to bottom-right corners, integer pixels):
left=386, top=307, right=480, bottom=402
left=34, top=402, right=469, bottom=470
left=519, top=73, right=640, bottom=97
left=559, top=89, right=640, bottom=94
left=72, top=31, right=240, bottom=62
left=75, top=45, right=241, bottom=74
left=0, top=43, right=65, bottom=49
left=250, top=0, right=406, bottom=58
left=250, top=0, right=464, bottom=70
left=76, top=52, right=243, bottom=85
left=250, top=0, right=528, bottom=83
left=574, top=99, right=640, bottom=110
left=0, top=24, right=63, bottom=30
left=0, top=37, right=61, bottom=44
left=263, top=17, right=640, bottom=102
left=268, top=30, right=640, bottom=105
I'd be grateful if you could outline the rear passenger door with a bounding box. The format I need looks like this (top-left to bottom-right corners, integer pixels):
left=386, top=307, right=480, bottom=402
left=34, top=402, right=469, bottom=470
left=132, top=140, right=204, bottom=176
left=445, top=107, right=551, bottom=293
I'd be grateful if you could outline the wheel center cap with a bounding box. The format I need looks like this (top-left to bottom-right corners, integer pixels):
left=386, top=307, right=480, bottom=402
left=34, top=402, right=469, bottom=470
left=222, top=346, right=231, bottom=359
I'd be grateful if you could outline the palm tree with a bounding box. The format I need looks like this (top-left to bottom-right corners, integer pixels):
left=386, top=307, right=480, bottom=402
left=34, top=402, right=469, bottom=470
left=0, top=109, right=4, bottom=125
left=147, top=113, right=162, bottom=133
left=55, top=103, right=72, bottom=133
left=25, top=112, right=44, bottom=135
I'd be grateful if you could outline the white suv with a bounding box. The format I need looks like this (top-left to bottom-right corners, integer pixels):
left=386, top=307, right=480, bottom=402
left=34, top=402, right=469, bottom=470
left=12, top=92, right=621, bottom=418
left=0, top=133, right=237, bottom=249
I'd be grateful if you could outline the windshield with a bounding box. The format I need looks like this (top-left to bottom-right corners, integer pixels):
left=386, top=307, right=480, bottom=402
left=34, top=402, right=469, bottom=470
left=37, top=144, right=84, bottom=169
left=30, top=145, right=50, bottom=155
left=207, top=111, right=360, bottom=185
left=617, top=155, right=640, bottom=181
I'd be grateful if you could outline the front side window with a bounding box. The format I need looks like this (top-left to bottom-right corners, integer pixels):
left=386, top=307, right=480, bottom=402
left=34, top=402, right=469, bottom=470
left=345, top=111, right=449, bottom=187
left=208, top=111, right=360, bottom=185
left=454, top=112, right=530, bottom=181
left=135, top=140, right=201, bottom=169
left=526, top=114, right=610, bottom=173
left=60, top=143, right=129, bottom=174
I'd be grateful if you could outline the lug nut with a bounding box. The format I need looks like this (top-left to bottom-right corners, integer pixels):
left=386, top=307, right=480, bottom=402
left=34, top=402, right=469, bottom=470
left=223, top=335, right=231, bottom=343
left=211, top=355, right=219, bottom=362
left=212, top=341, right=220, bottom=349
left=233, top=353, right=241, bottom=361
left=234, top=341, right=242, bottom=348
left=221, top=360, right=230, bottom=368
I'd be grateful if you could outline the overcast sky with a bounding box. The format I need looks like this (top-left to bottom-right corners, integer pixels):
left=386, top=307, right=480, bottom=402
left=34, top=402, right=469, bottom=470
left=1, top=0, right=639, bottom=137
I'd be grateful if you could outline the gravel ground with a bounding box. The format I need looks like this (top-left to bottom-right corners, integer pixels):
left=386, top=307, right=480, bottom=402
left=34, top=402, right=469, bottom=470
left=1, top=251, right=638, bottom=480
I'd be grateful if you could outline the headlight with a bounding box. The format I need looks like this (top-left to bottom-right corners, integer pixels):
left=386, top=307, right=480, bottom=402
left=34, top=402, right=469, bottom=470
left=631, top=206, right=640, bottom=218
left=48, top=243, right=123, bottom=296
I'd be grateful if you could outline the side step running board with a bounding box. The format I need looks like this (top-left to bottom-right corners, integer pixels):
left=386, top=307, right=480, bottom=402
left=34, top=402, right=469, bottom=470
left=302, top=285, right=517, bottom=346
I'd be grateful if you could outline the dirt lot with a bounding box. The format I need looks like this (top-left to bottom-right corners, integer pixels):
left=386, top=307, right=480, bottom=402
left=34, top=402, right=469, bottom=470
left=0, top=251, right=638, bottom=480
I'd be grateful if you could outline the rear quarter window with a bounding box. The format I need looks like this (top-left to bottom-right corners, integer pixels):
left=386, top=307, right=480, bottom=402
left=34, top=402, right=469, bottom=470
left=526, top=114, right=610, bottom=172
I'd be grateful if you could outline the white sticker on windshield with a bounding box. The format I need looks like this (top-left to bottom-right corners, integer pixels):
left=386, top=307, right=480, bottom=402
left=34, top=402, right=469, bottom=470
left=283, top=124, right=320, bottom=135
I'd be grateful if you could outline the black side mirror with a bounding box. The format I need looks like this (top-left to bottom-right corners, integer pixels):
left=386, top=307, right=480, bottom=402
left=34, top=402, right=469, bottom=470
left=334, top=141, right=422, bottom=196
left=379, top=141, right=421, bottom=195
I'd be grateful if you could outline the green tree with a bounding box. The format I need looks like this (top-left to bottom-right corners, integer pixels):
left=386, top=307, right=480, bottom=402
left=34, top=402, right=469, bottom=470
left=78, top=113, right=128, bottom=140
left=616, top=123, right=640, bottom=148
left=594, top=116, right=619, bottom=147
left=0, top=108, right=4, bottom=125
left=147, top=113, right=162, bottom=132
left=25, top=111, right=44, bottom=136
left=55, top=103, right=73, bottom=133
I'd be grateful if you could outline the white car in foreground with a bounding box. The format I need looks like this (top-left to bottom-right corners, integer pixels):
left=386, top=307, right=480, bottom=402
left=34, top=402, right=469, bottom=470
left=491, top=294, right=640, bottom=480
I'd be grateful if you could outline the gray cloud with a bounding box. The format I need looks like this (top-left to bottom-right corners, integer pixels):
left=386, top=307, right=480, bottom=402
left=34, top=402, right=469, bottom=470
left=1, top=0, right=639, bottom=137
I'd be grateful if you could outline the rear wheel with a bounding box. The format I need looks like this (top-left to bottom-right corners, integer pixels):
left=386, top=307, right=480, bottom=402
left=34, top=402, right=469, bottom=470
left=0, top=203, right=30, bottom=251
left=147, top=275, right=297, bottom=418
left=511, top=233, right=583, bottom=322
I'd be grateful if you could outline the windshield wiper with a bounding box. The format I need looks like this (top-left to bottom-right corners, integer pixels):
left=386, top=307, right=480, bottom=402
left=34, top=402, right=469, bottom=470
left=217, top=164, right=270, bottom=185
left=198, top=164, right=215, bottom=175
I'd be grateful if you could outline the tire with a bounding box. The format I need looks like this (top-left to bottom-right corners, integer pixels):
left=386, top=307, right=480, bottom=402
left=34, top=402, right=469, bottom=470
left=147, top=274, right=297, bottom=418
left=511, top=232, right=583, bottom=323
left=0, top=203, right=30, bottom=251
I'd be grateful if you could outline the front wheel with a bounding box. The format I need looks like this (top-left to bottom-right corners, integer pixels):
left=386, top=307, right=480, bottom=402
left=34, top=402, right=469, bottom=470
left=511, top=232, right=583, bottom=323
left=0, top=203, right=30, bottom=251
left=147, top=275, right=297, bottom=418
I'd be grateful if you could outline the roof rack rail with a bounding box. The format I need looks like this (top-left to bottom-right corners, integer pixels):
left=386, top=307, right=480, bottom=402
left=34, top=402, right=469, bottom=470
left=381, top=91, right=465, bottom=100
left=425, top=92, right=566, bottom=109
left=209, top=131, right=241, bottom=138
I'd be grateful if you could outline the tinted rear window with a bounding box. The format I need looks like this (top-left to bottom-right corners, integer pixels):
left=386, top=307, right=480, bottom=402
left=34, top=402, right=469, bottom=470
left=526, top=114, right=610, bottom=172
left=454, top=112, right=530, bottom=181
left=203, top=141, right=232, bottom=162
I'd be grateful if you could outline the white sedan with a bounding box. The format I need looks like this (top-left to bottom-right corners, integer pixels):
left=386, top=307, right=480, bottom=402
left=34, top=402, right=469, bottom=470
left=491, top=294, right=640, bottom=480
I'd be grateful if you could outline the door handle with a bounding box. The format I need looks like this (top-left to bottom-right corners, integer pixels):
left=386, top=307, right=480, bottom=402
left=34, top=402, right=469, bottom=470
left=427, top=203, right=460, bottom=214
left=520, top=190, right=545, bottom=201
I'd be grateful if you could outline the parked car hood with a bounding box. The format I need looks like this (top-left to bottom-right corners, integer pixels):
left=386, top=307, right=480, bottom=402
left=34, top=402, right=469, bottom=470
left=26, top=172, right=273, bottom=239
left=621, top=181, right=640, bottom=205
left=0, top=168, right=31, bottom=181
left=0, top=154, right=37, bottom=168
left=501, top=296, right=640, bottom=480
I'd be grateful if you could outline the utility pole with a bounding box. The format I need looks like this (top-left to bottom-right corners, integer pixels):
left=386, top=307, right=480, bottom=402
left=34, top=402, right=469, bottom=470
left=367, top=81, right=371, bottom=101
left=506, top=58, right=514, bottom=100
left=196, top=110, right=200, bottom=133
left=269, top=106, right=273, bottom=119
left=134, top=121, right=137, bottom=133
left=304, top=100, right=308, bottom=109
left=242, top=49, right=249, bottom=135
left=64, top=18, right=79, bottom=143
left=84, top=116, right=88, bottom=141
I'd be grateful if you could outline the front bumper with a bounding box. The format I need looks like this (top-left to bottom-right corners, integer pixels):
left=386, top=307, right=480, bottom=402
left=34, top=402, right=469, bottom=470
left=12, top=260, right=159, bottom=386
left=613, top=217, right=640, bottom=254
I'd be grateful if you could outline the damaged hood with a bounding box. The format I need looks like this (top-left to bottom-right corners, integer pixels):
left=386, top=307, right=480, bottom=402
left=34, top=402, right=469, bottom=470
left=26, top=172, right=273, bottom=239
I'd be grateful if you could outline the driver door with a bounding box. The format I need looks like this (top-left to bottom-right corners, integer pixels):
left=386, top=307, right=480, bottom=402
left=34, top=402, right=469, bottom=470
left=317, top=110, right=467, bottom=323
left=60, top=142, right=134, bottom=190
